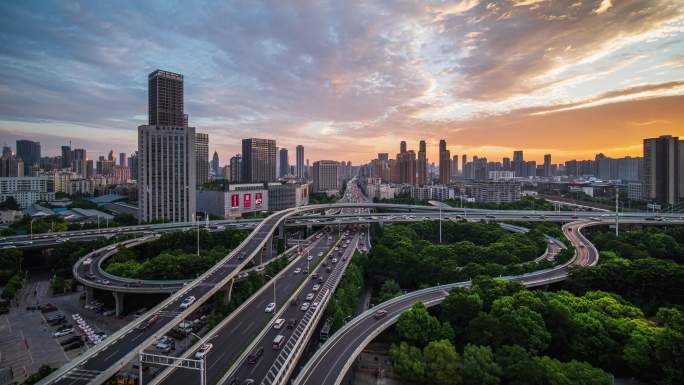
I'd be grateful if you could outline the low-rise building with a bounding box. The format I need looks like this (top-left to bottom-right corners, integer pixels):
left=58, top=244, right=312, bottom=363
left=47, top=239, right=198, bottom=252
left=468, top=180, right=521, bottom=204
left=411, top=185, right=452, bottom=201
left=197, top=184, right=268, bottom=218
left=0, top=176, right=55, bottom=208
left=267, top=182, right=309, bottom=211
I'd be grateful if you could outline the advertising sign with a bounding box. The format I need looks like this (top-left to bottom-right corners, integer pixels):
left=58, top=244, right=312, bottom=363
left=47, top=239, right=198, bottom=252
left=255, top=192, right=263, bottom=207
left=231, top=194, right=239, bottom=208
left=244, top=193, right=251, bottom=209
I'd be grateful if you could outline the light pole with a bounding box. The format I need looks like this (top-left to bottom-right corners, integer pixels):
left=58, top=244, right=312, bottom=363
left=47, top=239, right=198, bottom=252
left=195, top=214, right=200, bottom=256
left=265, top=274, right=277, bottom=307
left=29, top=218, right=35, bottom=240
left=615, top=187, right=619, bottom=237
left=439, top=204, right=442, bottom=243
left=97, top=215, right=100, bottom=232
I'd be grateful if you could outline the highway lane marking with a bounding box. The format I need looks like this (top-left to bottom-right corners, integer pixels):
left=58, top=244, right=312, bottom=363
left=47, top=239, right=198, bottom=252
left=209, top=351, right=227, bottom=369
left=102, top=349, right=120, bottom=362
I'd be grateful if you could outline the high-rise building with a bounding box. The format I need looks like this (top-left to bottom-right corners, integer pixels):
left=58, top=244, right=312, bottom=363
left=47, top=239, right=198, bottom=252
left=128, top=152, right=138, bottom=180
left=418, top=140, right=427, bottom=185
left=543, top=154, right=552, bottom=177
left=313, top=160, right=339, bottom=192
left=138, top=125, right=196, bottom=222
left=61, top=145, right=72, bottom=169
left=279, top=148, right=289, bottom=178
left=643, top=135, right=681, bottom=205
left=242, top=138, right=276, bottom=182
left=72, top=148, right=87, bottom=177
left=139, top=69, right=196, bottom=223
left=378, top=153, right=389, bottom=162
left=211, top=151, right=220, bottom=178
left=398, top=150, right=416, bottom=185
left=148, top=69, right=185, bottom=127
left=119, top=152, right=127, bottom=167
left=296, top=145, right=304, bottom=179
left=229, top=154, right=242, bottom=182
left=513, top=150, right=524, bottom=177
left=452, top=154, right=459, bottom=178
left=195, top=132, right=209, bottom=185
left=400, top=141, right=407, bottom=154
left=107, top=150, right=116, bottom=162
left=0, top=151, right=22, bottom=177
left=2, top=146, right=11, bottom=158
left=503, top=157, right=511, bottom=171
left=439, top=139, right=450, bottom=184
left=16, top=140, right=41, bottom=175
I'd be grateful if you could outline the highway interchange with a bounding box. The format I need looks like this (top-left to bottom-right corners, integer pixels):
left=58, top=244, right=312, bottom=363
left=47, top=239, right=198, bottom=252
left=32, top=181, right=684, bottom=385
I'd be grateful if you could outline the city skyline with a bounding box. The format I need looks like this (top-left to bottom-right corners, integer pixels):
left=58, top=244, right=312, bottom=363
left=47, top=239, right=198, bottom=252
left=1, top=1, right=684, bottom=164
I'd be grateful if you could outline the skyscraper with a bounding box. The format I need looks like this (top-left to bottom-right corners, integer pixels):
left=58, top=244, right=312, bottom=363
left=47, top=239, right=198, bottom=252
left=513, top=150, right=524, bottom=177
left=61, top=145, right=72, bottom=169
left=229, top=154, right=242, bottom=182
left=128, top=152, right=138, bottom=180
left=503, top=157, right=511, bottom=171
left=16, top=139, right=40, bottom=175
left=643, top=135, right=681, bottom=205
left=72, top=148, right=87, bottom=177
left=139, top=69, right=196, bottom=223
left=439, top=139, right=450, bottom=184
left=242, top=138, right=277, bottom=182
left=452, top=154, right=459, bottom=177
left=418, top=140, right=427, bottom=185
left=279, top=148, right=289, bottom=177
left=119, top=152, right=127, bottom=167
left=211, top=151, right=220, bottom=178
left=398, top=150, right=416, bottom=185
left=195, top=132, right=209, bottom=185
left=400, top=141, right=407, bottom=154
left=148, top=69, right=185, bottom=127
left=296, top=145, right=304, bottom=179
left=543, top=154, right=552, bottom=177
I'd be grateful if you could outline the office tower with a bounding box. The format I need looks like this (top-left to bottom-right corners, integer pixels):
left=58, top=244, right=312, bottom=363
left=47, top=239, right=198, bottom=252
left=119, top=152, right=127, bottom=167
left=128, top=152, right=138, bottom=180
left=378, top=153, right=389, bottom=162
left=313, top=160, right=339, bottom=192
left=2, top=146, right=11, bottom=158
left=503, top=157, right=511, bottom=171
left=543, top=154, right=552, bottom=177
left=0, top=151, right=22, bottom=177
left=418, top=140, right=427, bottom=185
left=279, top=148, right=289, bottom=178
left=96, top=156, right=115, bottom=176
left=400, top=141, right=407, bottom=154
left=72, top=148, right=87, bottom=177
left=643, top=135, right=681, bottom=205
left=195, top=132, right=209, bottom=185
left=439, top=139, right=451, bottom=184
left=138, top=125, right=196, bottom=223
left=398, top=150, right=416, bottom=185
left=296, top=145, right=304, bottom=179
left=229, top=154, right=242, bottom=182
left=512, top=150, right=524, bottom=177
left=452, top=154, right=459, bottom=177
left=86, top=160, right=94, bottom=178
left=242, top=138, right=276, bottom=182
left=61, top=145, right=72, bottom=169
left=148, top=69, right=185, bottom=127
left=211, top=151, right=220, bottom=177
left=107, top=149, right=116, bottom=162
left=16, top=140, right=41, bottom=175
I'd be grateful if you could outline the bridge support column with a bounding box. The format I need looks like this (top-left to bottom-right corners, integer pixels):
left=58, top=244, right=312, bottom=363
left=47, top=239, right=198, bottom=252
left=306, top=224, right=312, bottom=238
left=266, top=236, right=273, bottom=259
left=85, top=286, right=94, bottom=304
left=113, top=291, right=125, bottom=317
left=378, top=220, right=384, bottom=228
left=278, top=222, right=285, bottom=240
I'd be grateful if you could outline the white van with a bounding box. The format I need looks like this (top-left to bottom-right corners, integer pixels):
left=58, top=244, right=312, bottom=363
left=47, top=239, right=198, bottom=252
left=273, top=318, right=285, bottom=330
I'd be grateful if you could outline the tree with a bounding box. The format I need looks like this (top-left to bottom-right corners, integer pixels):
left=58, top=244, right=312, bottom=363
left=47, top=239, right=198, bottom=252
left=396, top=302, right=453, bottom=347
left=423, top=339, right=462, bottom=385
left=23, top=365, right=55, bottom=385
left=378, top=279, right=401, bottom=302
left=442, top=288, right=483, bottom=330
left=0, top=196, right=20, bottom=210
left=389, top=342, right=425, bottom=383
left=462, top=344, right=501, bottom=385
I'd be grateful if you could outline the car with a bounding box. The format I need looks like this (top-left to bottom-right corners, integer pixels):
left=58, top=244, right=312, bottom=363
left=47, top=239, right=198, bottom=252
left=332, top=258, right=338, bottom=264
left=312, top=284, right=320, bottom=292
left=242, top=380, right=255, bottom=385
left=179, top=296, right=196, bottom=309
left=246, top=347, right=264, bottom=364
left=300, top=302, right=310, bottom=311
left=307, top=255, right=313, bottom=261
left=305, top=293, right=314, bottom=301
left=63, top=340, right=84, bottom=351
left=238, top=272, right=249, bottom=279
left=265, top=302, right=276, bottom=313
left=155, top=336, right=173, bottom=348
left=317, top=252, right=323, bottom=257
left=317, top=276, right=324, bottom=283
left=311, top=302, right=319, bottom=310
left=59, top=336, right=81, bottom=346
left=311, top=273, right=318, bottom=280
left=273, top=318, right=285, bottom=329
left=53, top=328, right=74, bottom=338
left=194, top=343, right=213, bottom=359
left=374, top=309, right=388, bottom=319
left=293, top=268, right=301, bottom=274
left=254, top=266, right=265, bottom=273
left=287, top=318, right=298, bottom=329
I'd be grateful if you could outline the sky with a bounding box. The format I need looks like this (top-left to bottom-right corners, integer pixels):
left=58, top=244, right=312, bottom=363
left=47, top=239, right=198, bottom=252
left=1, top=0, right=684, bottom=165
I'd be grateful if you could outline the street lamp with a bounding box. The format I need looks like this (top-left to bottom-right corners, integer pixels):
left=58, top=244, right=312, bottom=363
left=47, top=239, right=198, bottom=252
left=29, top=218, right=35, bottom=240
left=265, top=274, right=277, bottom=307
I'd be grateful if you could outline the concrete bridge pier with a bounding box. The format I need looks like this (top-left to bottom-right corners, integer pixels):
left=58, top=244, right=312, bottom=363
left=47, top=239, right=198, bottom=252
left=278, top=222, right=285, bottom=240
left=223, top=278, right=235, bottom=304
left=305, top=224, right=312, bottom=238
left=266, top=236, right=274, bottom=258
left=113, top=291, right=125, bottom=317
left=85, top=286, right=94, bottom=304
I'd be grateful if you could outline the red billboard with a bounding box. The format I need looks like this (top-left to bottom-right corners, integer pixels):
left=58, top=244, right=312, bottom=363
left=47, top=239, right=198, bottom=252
left=243, top=193, right=251, bottom=209
left=231, top=194, right=239, bottom=208
left=255, top=192, right=263, bottom=207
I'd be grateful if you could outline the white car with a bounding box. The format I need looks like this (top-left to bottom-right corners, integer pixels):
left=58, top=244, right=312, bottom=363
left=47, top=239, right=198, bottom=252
left=311, top=302, right=319, bottom=310
left=307, top=255, right=313, bottom=261
left=179, top=296, right=196, bottom=309
left=293, top=268, right=301, bottom=274
left=265, top=302, right=276, bottom=313
left=305, top=293, right=314, bottom=301
left=300, top=302, right=310, bottom=311
left=317, top=252, right=323, bottom=257
left=52, top=328, right=73, bottom=338
left=312, top=284, right=320, bottom=292
left=194, top=343, right=213, bottom=359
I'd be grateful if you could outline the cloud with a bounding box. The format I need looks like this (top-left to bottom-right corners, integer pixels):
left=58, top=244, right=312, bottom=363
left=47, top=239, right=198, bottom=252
left=593, top=0, right=613, bottom=14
